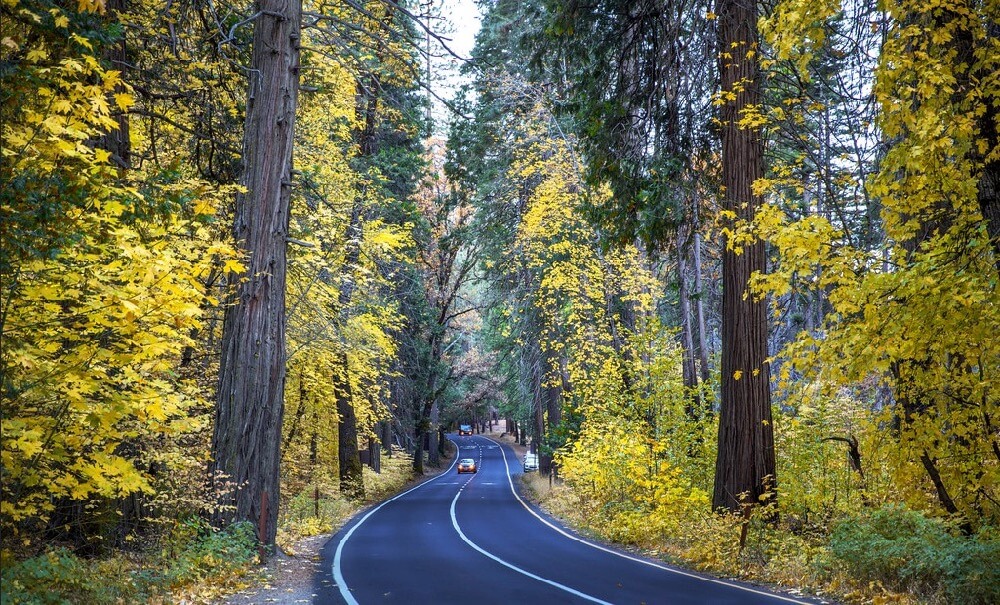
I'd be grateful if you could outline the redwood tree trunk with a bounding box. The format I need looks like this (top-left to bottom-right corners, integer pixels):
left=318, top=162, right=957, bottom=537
left=210, top=0, right=301, bottom=548
left=711, top=0, right=777, bottom=513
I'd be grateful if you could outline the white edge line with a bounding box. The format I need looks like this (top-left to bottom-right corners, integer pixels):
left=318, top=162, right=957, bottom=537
left=332, top=452, right=460, bottom=605
left=486, top=436, right=817, bottom=605
left=449, top=471, right=612, bottom=605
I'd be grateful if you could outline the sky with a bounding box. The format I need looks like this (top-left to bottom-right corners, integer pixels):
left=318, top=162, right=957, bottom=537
left=443, top=0, right=482, bottom=61
left=429, top=0, right=483, bottom=132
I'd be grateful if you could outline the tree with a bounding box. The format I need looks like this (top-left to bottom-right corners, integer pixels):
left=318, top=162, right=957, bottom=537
left=710, top=0, right=776, bottom=513
left=1, top=0, right=236, bottom=548
left=538, top=0, right=718, bottom=413
left=405, top=137, right=478, bottom=474
left=210, top=0, right=302, bottom=548
left=757, top=0, right=1000, bottom=524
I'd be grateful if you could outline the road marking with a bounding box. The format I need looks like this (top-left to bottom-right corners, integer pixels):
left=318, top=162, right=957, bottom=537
left=449, top=483, right=613, bottom=605
left=332, top=453, right=460, bottom=605
left=485, top=436, right=818, bottom=605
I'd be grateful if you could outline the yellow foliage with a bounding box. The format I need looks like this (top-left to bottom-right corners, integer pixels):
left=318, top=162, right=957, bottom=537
left=1, top=0, right=241, bottom=533
left=757, top=0, right=1000, bottom=522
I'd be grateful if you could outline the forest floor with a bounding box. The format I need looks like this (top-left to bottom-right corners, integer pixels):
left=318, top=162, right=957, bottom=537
left=211, top=532, right=329, bottom=605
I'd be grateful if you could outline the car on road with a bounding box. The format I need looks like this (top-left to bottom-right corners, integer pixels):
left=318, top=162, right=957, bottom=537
left=458, top=424, right=473, bottom=436
left=457, top=458, right=477, bottom=473
left=523, top=453, right=538, bottom=472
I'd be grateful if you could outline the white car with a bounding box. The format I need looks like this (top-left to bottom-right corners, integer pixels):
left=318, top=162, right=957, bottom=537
left=523, top=453, right=538, bottom=472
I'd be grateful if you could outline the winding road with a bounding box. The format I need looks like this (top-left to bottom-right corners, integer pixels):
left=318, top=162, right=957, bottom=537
left=314, top=433, right=822, bottom=604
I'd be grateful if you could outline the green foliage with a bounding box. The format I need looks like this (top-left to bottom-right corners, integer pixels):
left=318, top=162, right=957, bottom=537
left=0, top=521, right=257, bottom=604
left=831, top=506, right=1000, bottom=604
left=532, top=0, right=716, bottom=251
left=160, top=520, right=258, bottom=589
left=1, top=548, right=96, bottom=605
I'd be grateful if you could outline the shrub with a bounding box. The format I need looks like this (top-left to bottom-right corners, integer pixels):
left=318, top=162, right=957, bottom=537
left=161, top=520, right=258, bottom=588
left=830, top=505, right=1000, bottom=604
left=0, top=521, right=258, bottom=604
left=1, top=549, right=93, bottom=605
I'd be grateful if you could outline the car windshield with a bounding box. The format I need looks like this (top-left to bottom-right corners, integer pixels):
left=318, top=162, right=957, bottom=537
left=460, top=425, right=471, bottom=430
left=459, top=459, right=475, bottom=464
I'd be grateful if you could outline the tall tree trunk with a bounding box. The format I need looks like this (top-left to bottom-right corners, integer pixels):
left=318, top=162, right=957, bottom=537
left=711, top=0, right=777, bottom=513
left=333, top=43, right=389, bottom=490
left=413, top=329, right=443, bottom=476
left=529, top=337, right=545, bottom=459
left=692, top=200, right=711, bottom=386
left=542, top=347, right=562, bottom=475
left=334, top=350, right=364, bottom=498
left=678, top=227, right=701, bottom=418
left=335, top=197, right=365, bottom=496
left=428, top=401, right=441, bottom=467
left=100, top=0, right=130, bottom=171
left=412, top=407, right=427, bottom=475
left=282, top=369, right=307, bottom=457
left=210, top=0, right=301, bottom=548
left=968, top=23, right=1000, bottom=273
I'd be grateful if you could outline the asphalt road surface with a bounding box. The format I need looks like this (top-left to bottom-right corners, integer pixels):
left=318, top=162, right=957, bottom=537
left=315, top=433, right=822, bottom=605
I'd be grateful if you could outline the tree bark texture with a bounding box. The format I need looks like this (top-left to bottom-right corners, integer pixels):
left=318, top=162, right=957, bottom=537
left=542, top=348, right=562, bottom=475
left=100, top=0, right=130, bottom=171
left=692, top=201, right=712, bottom=386
left=711, top=0, right=777, bottom=513
left=971, top=24, right=1000, bottom=274
left=428, top=401, right=441, bottom=467
left=210, top=0, right=301, bottom=548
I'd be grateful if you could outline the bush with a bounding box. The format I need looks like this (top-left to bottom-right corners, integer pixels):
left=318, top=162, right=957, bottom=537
left=0, top=521, right=258, bottom=604
left=2, top=549, right=94, bottom=605
left=830, top=505, right=1000, bottom=604
left=161, top=520, right=258, bottom=588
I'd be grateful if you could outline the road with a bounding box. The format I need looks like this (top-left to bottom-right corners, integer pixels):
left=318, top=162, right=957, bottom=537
left=315, top=433, right=822, bottom=605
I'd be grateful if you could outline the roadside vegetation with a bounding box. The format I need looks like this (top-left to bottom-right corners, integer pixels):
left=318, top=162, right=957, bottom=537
left=521, top=436, right=1000, bottom=604
left=1, top=452, right=418, bottom=603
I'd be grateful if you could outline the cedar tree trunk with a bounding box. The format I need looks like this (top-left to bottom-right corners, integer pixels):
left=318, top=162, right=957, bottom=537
left=210, top=0, right=301, bottom=548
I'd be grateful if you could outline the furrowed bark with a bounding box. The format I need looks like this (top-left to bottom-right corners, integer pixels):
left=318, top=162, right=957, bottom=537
left=711, top=0, right=777, bottom=513
left=210, top=0, right=302, bottom=548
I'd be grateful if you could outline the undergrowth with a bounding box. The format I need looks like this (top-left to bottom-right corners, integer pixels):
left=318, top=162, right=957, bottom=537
left=0, top=520, right=257, bottom=605
left=520, top=473, right=1000, bottom=605
left=276, top=451, right=415, bottom=552
left=1, top=450, right=423, bottom=604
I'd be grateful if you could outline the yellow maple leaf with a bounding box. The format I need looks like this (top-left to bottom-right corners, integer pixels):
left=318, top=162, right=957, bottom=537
left=114, top=92, right=134, bottom=111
